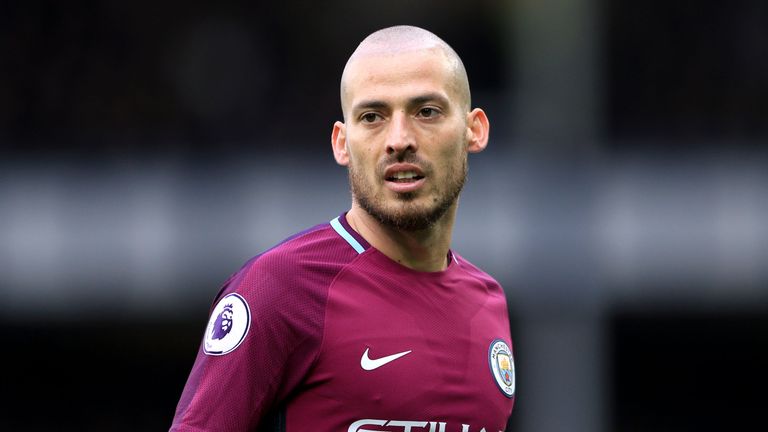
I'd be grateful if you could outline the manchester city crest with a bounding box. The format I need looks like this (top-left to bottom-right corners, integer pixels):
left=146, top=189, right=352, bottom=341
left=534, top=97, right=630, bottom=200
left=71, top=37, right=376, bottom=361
left=488, top=339, right=515, bottom=398
left=204, top=293, right=251, bottom=356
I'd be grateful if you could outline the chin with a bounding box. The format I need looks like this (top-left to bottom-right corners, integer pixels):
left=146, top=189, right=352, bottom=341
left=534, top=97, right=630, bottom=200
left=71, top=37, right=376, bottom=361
left=368, top=199, right=453, bottom=232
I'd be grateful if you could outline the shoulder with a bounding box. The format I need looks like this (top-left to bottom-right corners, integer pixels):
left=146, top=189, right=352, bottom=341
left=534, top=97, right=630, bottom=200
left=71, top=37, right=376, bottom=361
left=452, top=251, right=504, bottom=293
left=220, top=221, right=360, bottom=304
left=451, top=252, right=511, bottom=324
left=202, top=220, right=361, bottom=353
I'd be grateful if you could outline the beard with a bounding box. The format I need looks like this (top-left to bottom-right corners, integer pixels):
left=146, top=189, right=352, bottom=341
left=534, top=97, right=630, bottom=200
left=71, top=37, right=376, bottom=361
left=348, top=152, right=467, bottom=231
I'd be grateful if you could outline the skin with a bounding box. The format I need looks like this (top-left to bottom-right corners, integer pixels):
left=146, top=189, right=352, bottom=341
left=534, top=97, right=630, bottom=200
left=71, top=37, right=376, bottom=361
left=331, top=27, right=490, bottom=272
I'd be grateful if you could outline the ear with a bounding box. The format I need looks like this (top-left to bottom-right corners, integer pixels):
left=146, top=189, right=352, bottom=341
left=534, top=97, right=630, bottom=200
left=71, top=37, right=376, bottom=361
left=465, top=108, right=490, bottom=153
left=331, top=121, right=350, bottom=166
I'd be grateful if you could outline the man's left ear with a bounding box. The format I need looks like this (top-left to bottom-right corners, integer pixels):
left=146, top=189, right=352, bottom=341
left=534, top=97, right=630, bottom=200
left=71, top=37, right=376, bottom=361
left=465, top=108, right=490, bottom=153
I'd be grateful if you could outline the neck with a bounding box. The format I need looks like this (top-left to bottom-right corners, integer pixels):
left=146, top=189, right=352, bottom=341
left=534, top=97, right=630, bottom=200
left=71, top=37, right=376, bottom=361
left=346, top=203, right=457, bottom=272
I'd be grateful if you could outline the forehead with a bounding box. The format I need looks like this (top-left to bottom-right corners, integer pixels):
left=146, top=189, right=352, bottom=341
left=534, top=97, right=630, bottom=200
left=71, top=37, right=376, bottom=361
left=342, top=49, right=460, bottom=109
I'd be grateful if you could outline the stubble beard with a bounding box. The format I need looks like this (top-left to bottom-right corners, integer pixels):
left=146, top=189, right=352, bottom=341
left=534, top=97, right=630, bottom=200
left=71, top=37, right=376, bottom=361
left=348, top=154, right=468, bottom=232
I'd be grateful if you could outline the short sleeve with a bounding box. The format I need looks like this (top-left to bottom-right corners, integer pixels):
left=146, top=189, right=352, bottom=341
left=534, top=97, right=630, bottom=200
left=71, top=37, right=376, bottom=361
left=169, top=251, right=330, bottom=431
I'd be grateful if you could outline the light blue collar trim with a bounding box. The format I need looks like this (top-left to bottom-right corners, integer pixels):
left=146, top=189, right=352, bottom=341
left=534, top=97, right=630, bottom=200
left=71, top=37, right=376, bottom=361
left=330, top=216, right=365, bottom=254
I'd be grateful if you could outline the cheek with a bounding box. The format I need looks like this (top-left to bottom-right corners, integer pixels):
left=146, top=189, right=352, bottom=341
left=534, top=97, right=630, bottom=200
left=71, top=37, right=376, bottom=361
left=436, top=132, right=467, bottom=162
left=347, top=140, right=378, bottom=170
left=435, top=142, right=468, bottom=179
left=432, top=120, right=467, bottom=147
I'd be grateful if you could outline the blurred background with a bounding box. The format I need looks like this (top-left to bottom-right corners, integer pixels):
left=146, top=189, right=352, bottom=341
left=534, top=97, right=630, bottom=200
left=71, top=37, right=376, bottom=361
left=2, top=0, right=767, bottom=431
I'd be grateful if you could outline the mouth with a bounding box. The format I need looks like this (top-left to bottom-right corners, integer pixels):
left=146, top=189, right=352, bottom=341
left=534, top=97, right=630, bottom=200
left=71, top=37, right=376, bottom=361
left=386, top=171, right=425, bottom=183
left=383, top=164, right=427, bottom=193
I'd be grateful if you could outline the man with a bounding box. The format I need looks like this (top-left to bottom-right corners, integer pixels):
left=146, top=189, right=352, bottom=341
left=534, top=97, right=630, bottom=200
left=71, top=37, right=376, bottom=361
left=170, top=25, right=515, bottom=432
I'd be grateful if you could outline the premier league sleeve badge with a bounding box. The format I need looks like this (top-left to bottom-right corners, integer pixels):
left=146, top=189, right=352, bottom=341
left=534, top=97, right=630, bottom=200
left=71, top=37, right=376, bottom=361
left=204, top=293, right=251, bottom=356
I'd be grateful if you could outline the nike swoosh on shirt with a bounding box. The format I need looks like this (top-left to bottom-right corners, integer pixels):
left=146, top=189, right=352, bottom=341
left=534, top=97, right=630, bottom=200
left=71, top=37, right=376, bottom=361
left=360, top=348, right=412, bottom=371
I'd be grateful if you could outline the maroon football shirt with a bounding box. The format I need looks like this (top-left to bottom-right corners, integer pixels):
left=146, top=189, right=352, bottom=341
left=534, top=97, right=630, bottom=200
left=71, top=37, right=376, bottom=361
left=170, top=213, right=515, bottom=432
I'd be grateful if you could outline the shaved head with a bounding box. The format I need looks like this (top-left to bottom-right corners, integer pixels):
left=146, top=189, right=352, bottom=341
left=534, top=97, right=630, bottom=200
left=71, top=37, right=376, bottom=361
left=331, top=24, right=491, bottom=238
left=340, top=26, right=471, bottom=118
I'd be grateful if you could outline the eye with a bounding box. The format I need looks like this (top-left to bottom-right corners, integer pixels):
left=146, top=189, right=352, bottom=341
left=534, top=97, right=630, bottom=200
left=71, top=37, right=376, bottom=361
left=417, top=107, right=441, bottom=118
left=360, top=112, right=382, bottom=123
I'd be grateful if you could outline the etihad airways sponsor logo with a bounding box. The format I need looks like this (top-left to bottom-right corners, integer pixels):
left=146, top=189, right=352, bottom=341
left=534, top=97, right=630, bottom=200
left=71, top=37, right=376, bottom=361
left=348, top=419, right=503, bottom=432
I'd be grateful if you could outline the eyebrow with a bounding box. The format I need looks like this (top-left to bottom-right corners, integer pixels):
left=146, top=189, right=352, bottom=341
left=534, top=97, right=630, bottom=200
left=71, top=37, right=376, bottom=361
left=352, top=100, right=389, bottom=112
left=351, top=92, right=451, bottom=113
left=410, top=93, right=450, bottom=108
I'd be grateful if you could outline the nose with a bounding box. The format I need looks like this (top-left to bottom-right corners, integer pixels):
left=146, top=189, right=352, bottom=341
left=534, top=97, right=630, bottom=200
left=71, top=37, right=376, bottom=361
left=385, top=112, right=417, bottom=155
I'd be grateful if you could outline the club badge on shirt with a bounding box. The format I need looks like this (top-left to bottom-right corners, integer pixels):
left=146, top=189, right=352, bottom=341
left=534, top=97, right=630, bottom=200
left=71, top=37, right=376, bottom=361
left=204, top=293, right=251, bottom=356
left=488, top=339, right=515, bottom=398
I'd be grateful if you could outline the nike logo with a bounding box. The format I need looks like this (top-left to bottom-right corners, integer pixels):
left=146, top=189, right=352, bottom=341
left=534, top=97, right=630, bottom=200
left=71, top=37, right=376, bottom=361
left=360, top=348, right=412, bottom=371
